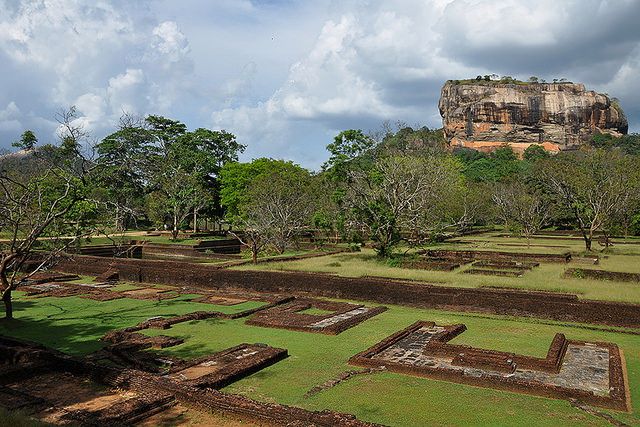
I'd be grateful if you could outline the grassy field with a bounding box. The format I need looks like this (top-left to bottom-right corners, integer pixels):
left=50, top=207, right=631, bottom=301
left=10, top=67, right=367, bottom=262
left=0, top=287, right=638, bottom=426
left=233, top=232, right=640, bottom=304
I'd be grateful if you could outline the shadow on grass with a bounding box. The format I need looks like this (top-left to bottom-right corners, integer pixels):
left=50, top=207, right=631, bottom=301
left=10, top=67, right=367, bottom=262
left=0, top=298, right=205, bottom=356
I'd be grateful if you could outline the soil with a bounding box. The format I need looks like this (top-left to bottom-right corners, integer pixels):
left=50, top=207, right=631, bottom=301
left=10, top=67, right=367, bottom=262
left=137, top=403, right=264, bottom=427
left=172, top=364, right=221, bottom=381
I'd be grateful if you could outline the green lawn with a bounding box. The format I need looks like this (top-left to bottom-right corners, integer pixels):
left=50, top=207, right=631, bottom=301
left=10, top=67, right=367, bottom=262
left=233, top=234, right=640, bottom=304
left=0, top=291, right=263, bottom=355
left=0, top=289, right=638, bottom=426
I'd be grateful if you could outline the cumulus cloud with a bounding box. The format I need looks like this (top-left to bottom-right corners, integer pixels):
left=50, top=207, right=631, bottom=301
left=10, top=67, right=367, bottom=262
left=208, top=0, right=640, bottom=167
left=0, top=1, right=195, bottom=143
left=152, top=21, right=190, bottom=63
left=0, top=0, right=639, bottom=168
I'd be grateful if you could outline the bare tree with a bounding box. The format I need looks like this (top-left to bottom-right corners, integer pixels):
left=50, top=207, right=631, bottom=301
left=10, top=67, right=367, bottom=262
left=537, top=149, right=636, bottom=251
left=230, top=168, right=316, bottom=262
left=1, top=108, right=99, bottom=319
left=343, top=154, right=463, bottom=256
left=492, top=182, right=550, bottom=246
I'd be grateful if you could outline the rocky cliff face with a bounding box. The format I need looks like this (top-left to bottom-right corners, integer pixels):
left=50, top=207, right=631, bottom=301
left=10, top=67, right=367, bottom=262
left=438, top=81, right=628, bottom=153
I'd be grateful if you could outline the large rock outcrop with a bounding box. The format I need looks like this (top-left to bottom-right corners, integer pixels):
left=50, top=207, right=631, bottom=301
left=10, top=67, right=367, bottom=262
left=438, top=81, right=628, bottom=153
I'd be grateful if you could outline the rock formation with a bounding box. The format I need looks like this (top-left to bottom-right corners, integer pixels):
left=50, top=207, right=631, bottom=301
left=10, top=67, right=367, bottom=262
left=438, top=81, right=628, bottom=153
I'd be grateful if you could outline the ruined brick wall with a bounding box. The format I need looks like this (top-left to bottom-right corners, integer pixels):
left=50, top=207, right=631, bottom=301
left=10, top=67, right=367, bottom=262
left=422, top=249, right=571, bottom=263
left=55, top=255, right=640, bottom=328
left=565, top=268, right=640, bottom=282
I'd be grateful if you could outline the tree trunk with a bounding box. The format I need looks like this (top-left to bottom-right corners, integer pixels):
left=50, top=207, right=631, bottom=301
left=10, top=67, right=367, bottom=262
left=252, top=244, right=258, bottom=264
left=172, top=212, right=179, bottom=240
left=3, top=289, right=12, bottom=320
left=193, top=209, right=198, bottom=233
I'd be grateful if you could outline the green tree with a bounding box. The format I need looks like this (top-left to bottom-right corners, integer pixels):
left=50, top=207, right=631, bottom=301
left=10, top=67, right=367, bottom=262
left=492, top=181, right=550, bottom=246
left=12, top=130, right=38, bottom=151
left=220, top=159, right=315, bottom=261
left=523, top=144, right=550, bottom=162
left=94, top=116, right=155, bottom=230
left=95, top=115, right=244, bottom=238
left=219, top=158, right=299, bottom=222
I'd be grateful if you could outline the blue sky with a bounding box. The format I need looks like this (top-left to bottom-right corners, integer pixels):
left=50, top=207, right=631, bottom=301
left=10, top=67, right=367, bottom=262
left=1, top=0, right=639, bottom=169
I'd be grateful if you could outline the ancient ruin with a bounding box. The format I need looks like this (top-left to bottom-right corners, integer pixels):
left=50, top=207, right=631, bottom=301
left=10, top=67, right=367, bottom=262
left=246, top=298, right=387, bottom=335
left=350, top=321, right=630, bottom=411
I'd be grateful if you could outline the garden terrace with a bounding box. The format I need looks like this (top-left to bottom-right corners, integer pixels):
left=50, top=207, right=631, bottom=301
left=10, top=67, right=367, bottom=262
left=99, top=329, right=288, bottom=387
left=167, top=343, right=288, bottom=389
left=53, top=255, right=640, bottom=327
left=464, top=268, right=525, bottom=277
left=232, top=231, right=640, bottom=304
left=472, top=260, right=540, bottom=269
left=401, top=259, right=463, bottom=271
left=349, top=321, right=630, bottom=411
left=25, top=272, right=80, bottom=284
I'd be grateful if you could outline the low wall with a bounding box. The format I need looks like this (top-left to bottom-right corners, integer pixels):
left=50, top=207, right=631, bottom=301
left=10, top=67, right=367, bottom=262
left=421, top=249, right=571, bottom=263
left=75, top=245, right=142, bottom=258
left=565, top=268, right=640, bottom=283
left=195, top=239, right=242, bottom=254
left=53, top=255, right=640, bottom=328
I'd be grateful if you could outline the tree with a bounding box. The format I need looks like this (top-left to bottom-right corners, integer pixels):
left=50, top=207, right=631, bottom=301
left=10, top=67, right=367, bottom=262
left=94, top=115, right=154, bottom=231
left=523, top=144, right=550, bottom=162
left=537, top=149, right=636, bottom=251
left=12, top=130, right=38, bottom=151
left=492, top=181, right=550, bottom=246
left=1, top=108, right=100, bottom=319
left=339, top=153, right=462, bottom=257
left=220, top=158, right=301, bottom=222
left=220, top=159, right=315, bottom=261
left=237, top=167, right=315, bottom=260
left=103, top=115, right=246, bottom=239
left=324, top=128, right=465, bottom=256
left=454, top=145, right=523, bottom=182
left=378, top=125, right=447, bottom=153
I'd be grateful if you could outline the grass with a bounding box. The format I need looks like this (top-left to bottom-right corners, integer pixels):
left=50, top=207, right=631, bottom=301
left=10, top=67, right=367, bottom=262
left=0, top=290, right=263, bottom=355
left=0, top=408, right=50, bottom=427
left=233, top=233, right=640, bottom=304
left=0, top=289, right=638, bottom=426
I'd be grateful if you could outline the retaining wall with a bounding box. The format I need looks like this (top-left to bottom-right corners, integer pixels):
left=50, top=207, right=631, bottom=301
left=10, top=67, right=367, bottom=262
left=565, top=268, right=640, bottom=283
left=421, top=249, right=571, bottom=263
left=54, top=255, right=640, bottom=328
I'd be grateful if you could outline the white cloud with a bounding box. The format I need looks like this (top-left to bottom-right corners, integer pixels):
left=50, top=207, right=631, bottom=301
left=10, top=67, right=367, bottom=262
left=1, top=0, right=639, bottom=165
left=152, top=21, right=190, bottom=64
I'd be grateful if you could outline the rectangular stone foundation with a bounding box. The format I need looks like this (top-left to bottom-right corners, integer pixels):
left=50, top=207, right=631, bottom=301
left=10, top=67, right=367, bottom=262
left=349, top=321, right=629, bottom=411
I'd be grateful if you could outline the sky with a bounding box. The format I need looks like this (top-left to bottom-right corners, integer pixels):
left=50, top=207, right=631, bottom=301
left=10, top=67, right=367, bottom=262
left=1, top=0, right=640, bottom=169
